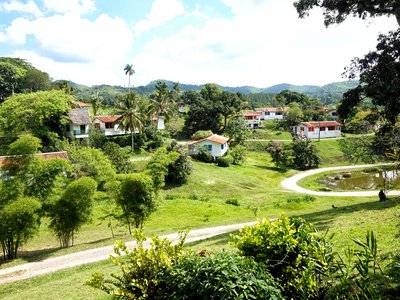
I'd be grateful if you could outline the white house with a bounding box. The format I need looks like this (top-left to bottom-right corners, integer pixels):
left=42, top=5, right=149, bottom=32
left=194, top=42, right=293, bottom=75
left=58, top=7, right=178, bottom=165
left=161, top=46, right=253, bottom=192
left=93, top=115, right=129, bottom=136
left=255, top=107, right=287, bottom=121
left=243, top=111, right=261, bottom=128
left=188, top=134, right=229, bottom=158
left=65, top=108, right=91, bottom=139
left=152, top=115, right=165, bottom=130
left=292, top=121, right=343, bottom=139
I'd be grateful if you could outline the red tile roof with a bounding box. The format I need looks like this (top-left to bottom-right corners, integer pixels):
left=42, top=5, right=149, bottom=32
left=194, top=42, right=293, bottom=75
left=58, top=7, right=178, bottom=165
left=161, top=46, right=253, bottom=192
left=301, top=121, right=342, bottom=128
left=242, top=111, right=261, bottom=117
left=0, top=151, right=69, bottom=168
left=95, top=115, right=122, bottom=123
left=189, top=134, right=229, bottom=146
left=255, top=107, right=288, bottom=112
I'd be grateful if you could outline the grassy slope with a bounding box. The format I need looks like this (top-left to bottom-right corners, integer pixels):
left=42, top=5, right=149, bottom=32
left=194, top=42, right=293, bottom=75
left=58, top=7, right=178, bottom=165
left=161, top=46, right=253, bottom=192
left=1, top=138, right=399, bottom=298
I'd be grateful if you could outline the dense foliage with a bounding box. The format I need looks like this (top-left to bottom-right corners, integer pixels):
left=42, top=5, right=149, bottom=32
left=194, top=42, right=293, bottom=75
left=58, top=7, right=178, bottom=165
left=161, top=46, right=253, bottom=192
left=158, top=252, right=283, bottom=300
left=233, top=217, right=334, bottom=299
left=267, top=137, right=320, bottom=170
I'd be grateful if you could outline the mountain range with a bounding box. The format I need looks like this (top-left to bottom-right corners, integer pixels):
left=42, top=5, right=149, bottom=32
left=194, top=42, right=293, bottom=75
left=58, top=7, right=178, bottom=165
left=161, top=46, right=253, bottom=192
left=72, top=80, right=359, bottom=106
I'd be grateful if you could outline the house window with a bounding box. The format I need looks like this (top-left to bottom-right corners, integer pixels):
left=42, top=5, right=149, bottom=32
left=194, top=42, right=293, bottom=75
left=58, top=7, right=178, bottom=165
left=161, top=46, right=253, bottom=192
left=94, top=123, right=100, bottom=129
left=221, top=144, right=225, bottom=150
left=66, top=124, right=70, bottom=132
left=80, top=125, right=86, bottom=134
left=309, top=127, right=314, bottom=132
left=300, top=127, right=304, bottom=132
left=203, top=144, right=212, bottom=152
left=105, top=122, right=113, bottom=129
left=276, top=112, right=282, bottom=115
left=265, top=112, right=270, bottom=115
left=320, top=127, right=326, bottom=131
left=328, top=126, right=335, bottom=131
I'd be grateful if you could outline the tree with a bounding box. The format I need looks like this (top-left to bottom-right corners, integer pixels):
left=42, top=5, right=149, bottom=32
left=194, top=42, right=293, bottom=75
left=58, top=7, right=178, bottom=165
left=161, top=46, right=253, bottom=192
left=68, top=147, right=116, bottom=190
left=116, top=173, right=158, bottom=233
left=165, top=141, right=193, bottom=184
left=0, top=90, right=72, bottom=146
left=338, top=29, right=400, bottom=124
left=0, top=62, right=23, bottom=101
left=0, top=197, right=41, bottom=260
left=294, top=0, right=400, bottom=27
left=284, top=102, right=304, bottom=128
left=117, top=92, right=146, bottom=152
left=124, top=64, right=135, bottom=92
left=216, top=91, right=243, bottom=131
left=20, top=68, right=51, bottom=93
left=291, top=136, right=320, bottom=170
left=339, top=136, right=377, bottom=164
left=48, top=177, right=97, bottom=247
left=225, top=117, right=251, bottom=147
left=149, top=81, right=176, bottom=123
left=102, top=142, right=131, bottom=174
left=90, top=91, right=103, bottom=118
left=7, top=133, right=42, bottom=155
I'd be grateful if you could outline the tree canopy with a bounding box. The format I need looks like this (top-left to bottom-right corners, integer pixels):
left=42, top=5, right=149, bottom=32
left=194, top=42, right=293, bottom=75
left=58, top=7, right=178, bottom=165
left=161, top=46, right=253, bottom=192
left=0, top=90, right=72, bottom=146
left=294, top=0, right=400, bottom=27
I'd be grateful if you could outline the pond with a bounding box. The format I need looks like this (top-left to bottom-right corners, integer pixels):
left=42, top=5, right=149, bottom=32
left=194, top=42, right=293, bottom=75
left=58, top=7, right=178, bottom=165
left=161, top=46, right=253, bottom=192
left=318, top=168, right=400, bottom=191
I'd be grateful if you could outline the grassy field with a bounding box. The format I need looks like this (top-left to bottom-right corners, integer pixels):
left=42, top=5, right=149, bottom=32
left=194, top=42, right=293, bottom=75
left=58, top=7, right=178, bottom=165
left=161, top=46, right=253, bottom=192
left=1, top=138, right=399, bottom=298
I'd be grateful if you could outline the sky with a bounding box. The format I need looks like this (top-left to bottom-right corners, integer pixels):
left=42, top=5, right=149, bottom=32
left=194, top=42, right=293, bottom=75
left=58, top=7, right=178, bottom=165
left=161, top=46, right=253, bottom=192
left=0, top=0, right=398, bottom=88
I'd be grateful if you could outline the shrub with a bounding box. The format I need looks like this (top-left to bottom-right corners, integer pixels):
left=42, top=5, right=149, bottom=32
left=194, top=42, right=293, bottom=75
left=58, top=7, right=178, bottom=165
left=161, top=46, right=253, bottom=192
left=165, top=142, right=193, bottom=184
left=287, top=195, right=316, bottom=203
left=230, top=145, right=247, bottom=165
left=86, top=230, right=188, bottom=299
left=225, top=198, right=240, bottom=206
left=266, top=141, right=293, bottom=169
left=191, top=130, right=213, bottom=140
left=157, top=252, right=283, bottom=300
left=291, top=137, right=320, bottom=170
left=217, top=155, right=233, bottom=167
left=191, top=146, right=213, bottom=163
left=233, top=217, right=334, bottom=299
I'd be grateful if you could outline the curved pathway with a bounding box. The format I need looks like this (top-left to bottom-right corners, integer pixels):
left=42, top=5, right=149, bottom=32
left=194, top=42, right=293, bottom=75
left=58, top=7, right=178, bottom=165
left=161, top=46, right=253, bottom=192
left=281, top=163, right=400, bottom=197
left=0, top=221, right=256, bottom=285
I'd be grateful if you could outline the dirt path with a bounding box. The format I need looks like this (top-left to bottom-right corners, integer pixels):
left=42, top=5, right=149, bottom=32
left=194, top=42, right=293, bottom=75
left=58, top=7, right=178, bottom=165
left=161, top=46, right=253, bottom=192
left=0, top=221, right=256, bottom=285
left=281, top=163, right=400, bottom=197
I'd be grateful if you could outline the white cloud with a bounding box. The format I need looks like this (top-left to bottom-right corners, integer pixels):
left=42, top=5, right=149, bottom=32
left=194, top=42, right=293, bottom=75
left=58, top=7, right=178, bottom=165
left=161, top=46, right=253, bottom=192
left=0, top=0, right=43, bottom=18
left=135, top=0, right=185, bottom=35
left=132, top=0, right=399, bottom=87
left=42, top=0, right=95, bottom=15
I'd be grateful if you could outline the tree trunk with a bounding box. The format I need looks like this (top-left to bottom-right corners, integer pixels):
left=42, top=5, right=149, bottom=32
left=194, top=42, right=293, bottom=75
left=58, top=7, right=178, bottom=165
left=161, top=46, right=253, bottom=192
left=131, top=131, right=135, bottom=152
left=396, top=12, right=400, bottom=27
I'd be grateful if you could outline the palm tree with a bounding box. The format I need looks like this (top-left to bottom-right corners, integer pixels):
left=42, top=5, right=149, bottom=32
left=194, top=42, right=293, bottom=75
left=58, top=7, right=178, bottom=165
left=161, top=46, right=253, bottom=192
left=124, top=64, right=135, bottom=93
left=90, top=91, right=103, bottom=118
left=149, top=81, right=177, bottom=128
left=117, top=92, right=145, bottom=152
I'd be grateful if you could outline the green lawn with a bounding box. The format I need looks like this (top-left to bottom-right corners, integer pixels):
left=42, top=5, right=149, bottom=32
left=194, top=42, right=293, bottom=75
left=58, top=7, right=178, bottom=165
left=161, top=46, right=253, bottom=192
left=1, top=141, right=399, bottom=298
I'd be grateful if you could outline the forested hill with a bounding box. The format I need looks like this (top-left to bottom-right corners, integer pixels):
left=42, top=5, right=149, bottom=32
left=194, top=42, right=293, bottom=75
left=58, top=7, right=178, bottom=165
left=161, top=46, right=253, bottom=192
left=73, top=80, right=358, bottom=106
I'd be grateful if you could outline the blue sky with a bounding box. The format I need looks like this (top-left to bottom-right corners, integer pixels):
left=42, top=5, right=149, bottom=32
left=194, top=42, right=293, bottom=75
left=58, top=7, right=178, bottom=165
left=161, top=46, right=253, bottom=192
left=0, top=0, right=397, bottom=88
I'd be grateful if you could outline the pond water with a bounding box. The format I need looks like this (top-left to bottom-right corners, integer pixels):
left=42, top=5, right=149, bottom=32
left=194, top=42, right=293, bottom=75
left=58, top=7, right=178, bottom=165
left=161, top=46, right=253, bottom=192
left=319, top=169, right=400, bottom=191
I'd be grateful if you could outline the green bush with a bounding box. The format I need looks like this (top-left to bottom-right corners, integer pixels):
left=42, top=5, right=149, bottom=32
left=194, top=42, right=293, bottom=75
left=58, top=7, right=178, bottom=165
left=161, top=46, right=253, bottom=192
left=230, top=145, right=247, bottom=165
left=233, top=217, right=334, bottom=299
left=191, top=146, right=213, bottom=163
left=225, top=198, right=240, bottom=206
left=287, top=195, right=316, bottom=203
left=86, top=230, right=187, bottom=299
left=157, top=252, right=283, bottom=300
left=191, top=130, right=213, bottom=140
left=217, top=155, right=233, bottom=167
left=165, top=142, right=193, bottom=185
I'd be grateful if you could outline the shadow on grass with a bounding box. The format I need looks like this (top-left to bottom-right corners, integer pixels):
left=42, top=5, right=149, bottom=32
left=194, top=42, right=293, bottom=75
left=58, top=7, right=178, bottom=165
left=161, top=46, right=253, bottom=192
left=254, top=165, right=288, bottom=173
left=298, top=198, right=400, bottom=231
left=0, top=237, right=116, bottom=266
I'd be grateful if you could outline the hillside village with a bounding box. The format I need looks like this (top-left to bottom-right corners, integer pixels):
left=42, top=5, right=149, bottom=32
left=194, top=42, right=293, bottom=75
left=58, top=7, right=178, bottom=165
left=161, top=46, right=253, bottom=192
left=0, top=0, right=400, bottom=299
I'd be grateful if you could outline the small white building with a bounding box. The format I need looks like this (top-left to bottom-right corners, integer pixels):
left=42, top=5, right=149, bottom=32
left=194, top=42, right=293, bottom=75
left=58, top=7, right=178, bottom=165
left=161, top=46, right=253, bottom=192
left=292, top=121, right=342, bottom=139
left=93, top=115, right=129, bottom=136
left=243, top=111, right=262, bottom=128
left=65, top=108, right=90, bottom=139
left=152, top=115, right=165, bottom=130
left=255, top=107, right=287, bottom=121
left=189, top=134, right=229, bottom=158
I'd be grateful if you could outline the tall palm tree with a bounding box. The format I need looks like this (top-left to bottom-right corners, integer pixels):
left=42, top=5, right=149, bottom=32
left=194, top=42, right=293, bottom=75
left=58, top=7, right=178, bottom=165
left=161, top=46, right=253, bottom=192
left=117, top=92, right=144, bottom=152
left=124, top=64, right=135, bottom=93
left=149, top=81, right=176, bottom=127
left=90, top=91, right=103, bottom=118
